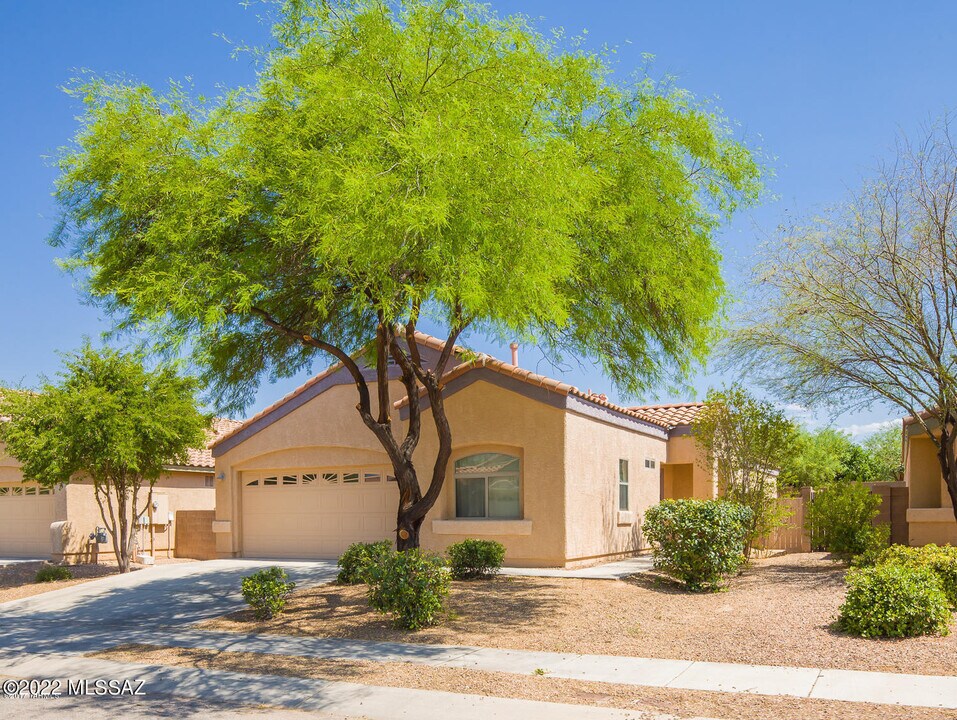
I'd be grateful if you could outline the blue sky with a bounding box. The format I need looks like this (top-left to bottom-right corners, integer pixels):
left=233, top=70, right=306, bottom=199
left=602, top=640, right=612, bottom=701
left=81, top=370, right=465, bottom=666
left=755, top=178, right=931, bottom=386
left=2, top=1, right=954, bottom=436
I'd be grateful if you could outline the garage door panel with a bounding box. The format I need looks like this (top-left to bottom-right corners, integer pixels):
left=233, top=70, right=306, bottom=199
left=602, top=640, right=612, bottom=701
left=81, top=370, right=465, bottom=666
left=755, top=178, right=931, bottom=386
left=242, top=468, right=397, bottom=559
left=0, top=486, right=56, bottom=558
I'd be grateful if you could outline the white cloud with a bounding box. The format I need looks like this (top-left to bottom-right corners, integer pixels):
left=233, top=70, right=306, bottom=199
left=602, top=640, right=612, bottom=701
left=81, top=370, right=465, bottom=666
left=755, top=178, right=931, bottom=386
left=840, top=419, right=900, bottom=440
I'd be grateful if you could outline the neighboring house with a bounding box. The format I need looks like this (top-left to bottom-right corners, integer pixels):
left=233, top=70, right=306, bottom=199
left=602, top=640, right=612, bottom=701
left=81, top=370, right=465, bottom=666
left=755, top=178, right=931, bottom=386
left=0, top=417, right=242, bottom=561
left=903, top=414, right=957, bottom=546
left=211, top=333, right=718, bottom=568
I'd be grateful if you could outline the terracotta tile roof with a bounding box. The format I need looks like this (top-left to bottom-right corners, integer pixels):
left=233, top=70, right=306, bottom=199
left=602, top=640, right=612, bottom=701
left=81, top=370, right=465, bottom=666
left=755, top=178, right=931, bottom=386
left=627, top=402, right=705, bottom=429
left=174, top=417, right=245, bottom=469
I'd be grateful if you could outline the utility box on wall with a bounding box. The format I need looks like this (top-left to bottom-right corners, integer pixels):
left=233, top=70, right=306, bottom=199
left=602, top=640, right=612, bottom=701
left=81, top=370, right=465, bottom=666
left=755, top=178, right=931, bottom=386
left=150, top=493, right=170, bottom=525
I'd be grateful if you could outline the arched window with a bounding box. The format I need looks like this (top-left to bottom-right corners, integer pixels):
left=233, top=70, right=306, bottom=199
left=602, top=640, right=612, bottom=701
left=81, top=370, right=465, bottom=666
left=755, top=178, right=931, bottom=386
left=454, top=452, right=520, bottom=519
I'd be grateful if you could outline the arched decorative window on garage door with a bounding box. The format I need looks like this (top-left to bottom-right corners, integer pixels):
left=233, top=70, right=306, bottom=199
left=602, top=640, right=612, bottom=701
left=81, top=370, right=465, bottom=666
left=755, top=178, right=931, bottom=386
left=454, top=452, right=521, bottom=519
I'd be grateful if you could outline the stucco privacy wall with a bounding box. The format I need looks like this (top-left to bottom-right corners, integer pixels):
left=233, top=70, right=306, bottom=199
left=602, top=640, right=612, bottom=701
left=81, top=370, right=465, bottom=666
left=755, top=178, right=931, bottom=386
left=562, top=410, right=665, bottom=565
left=213, top=378, right=400, bottom=558
left=415, top=378, right=568, bottom=567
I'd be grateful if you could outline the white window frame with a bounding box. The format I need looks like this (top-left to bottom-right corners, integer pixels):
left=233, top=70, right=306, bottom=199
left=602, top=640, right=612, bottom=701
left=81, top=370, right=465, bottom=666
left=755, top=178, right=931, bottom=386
left=619, top=459, right=630, bottom=512
left=454, top=453, right=521, bottom=519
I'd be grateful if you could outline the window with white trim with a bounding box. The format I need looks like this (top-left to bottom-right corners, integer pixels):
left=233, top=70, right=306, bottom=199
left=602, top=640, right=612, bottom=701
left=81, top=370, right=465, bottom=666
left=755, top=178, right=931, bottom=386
left=454, top=453, right=520, bottom=519
left=619, top=459, right=629, bottom=511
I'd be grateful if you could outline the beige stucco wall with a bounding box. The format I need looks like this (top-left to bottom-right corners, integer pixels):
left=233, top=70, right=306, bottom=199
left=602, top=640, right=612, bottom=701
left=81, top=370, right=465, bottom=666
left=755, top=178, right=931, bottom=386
left=214, top=379, right=400, bottom=557
left=214, top=374, right=682, bottom=567
left=415, top=380, right=568, bottom=566
left=904, top=428, right=957, bottom=546
left=560, top=411, right=665, bottom=566
left=56, top=471, right=215, bottom=562
left=663, top=434, right=717, bottom=499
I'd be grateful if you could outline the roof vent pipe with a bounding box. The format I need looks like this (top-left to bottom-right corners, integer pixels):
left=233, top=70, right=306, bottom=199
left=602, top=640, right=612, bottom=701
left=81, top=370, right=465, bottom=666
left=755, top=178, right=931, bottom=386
left=510, top=342, right=519, bottom=366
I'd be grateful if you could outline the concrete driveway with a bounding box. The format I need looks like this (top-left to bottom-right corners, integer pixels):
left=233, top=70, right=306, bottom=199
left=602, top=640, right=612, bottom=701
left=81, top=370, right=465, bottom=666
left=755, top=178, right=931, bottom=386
left=0, top=559, right=337, bottom=656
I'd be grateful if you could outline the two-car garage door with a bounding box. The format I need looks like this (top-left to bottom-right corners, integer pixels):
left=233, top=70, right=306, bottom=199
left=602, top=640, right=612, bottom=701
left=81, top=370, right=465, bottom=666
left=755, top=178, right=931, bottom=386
left=0, top=484, right=55, bottom=557
left=241, top=466, right=398, bottom=559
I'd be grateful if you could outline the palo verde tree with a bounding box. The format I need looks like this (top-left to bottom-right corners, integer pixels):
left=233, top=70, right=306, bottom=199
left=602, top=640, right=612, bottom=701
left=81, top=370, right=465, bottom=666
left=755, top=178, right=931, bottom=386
left=0, top=346, right=209, bottom=573
left=692, top=384, right=798, bottom=556
left=52, top=0, right=761, bottom=549
left=728, top=117, right=957, bottom=524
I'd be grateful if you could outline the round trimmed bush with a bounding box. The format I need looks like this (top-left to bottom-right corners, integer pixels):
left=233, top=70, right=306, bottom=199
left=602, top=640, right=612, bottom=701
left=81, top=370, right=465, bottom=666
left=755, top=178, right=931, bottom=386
left=875, top=544, right=957, bottom=609
left=447, top=539, right=506, bottom=579
left=367, top=549, right=451, bottom=630
left=838, top=563, right=952, bottom=638
left=642, top=499, right=752, bottom=592
left=241, top=566, right=296, bottom=620
left=336, top=540, right=393, bottom=585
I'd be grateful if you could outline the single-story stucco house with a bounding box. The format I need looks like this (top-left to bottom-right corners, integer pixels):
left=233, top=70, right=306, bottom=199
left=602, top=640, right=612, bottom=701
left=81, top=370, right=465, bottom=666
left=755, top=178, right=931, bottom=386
left=210, top=333, right=716, bottom=568
left=903, top=414, right=957, bottom=546
left=0, top=417, right=242, bottom=561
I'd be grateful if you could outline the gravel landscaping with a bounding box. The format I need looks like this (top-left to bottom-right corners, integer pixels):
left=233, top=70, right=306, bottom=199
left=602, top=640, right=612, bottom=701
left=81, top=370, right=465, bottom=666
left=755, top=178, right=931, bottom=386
left=200, top=552, right=957, bottom=676
left=91, top=644, right=957, bottom=720
left=0, top=562, right=119, bottom=603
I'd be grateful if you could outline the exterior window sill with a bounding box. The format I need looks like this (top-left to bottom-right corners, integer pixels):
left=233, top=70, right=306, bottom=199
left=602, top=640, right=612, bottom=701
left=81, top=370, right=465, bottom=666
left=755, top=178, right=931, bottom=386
left=617, top=510, right=634, bottom=526
left=432, top=519, right=532, bottom=536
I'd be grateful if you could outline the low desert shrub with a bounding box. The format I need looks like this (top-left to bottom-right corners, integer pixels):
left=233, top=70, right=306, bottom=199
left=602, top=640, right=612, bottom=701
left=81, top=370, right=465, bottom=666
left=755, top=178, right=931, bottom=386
left=447, top=539, right=506, bottom=579
left=805, top=482, right=883, bottom=556
left=642, top=499, right=752, bottom=592
left=367, top=549, right=451, bottom=630
left=876, top=544, right=957, bottom=608
left=838, top=563, right=951, bottom=638
left=336, top=540, right=393, bottom=585
left=241, top=566, right=296, bottom=620
left=35, top=565, right=72, bottom=583
left=849, top=523, right=892, bottom=567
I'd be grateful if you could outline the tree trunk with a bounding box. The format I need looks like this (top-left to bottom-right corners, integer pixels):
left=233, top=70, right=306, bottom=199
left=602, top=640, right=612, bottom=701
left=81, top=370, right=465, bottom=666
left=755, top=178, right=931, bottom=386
left=937, top=425, right=957, bottom=525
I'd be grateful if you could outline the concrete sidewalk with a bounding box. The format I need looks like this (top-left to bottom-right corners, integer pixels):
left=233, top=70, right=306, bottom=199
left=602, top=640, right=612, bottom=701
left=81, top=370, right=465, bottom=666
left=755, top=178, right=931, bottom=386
left=0, top=652, right=675, bottom=720
left=136, top=629, right=957, bottom=710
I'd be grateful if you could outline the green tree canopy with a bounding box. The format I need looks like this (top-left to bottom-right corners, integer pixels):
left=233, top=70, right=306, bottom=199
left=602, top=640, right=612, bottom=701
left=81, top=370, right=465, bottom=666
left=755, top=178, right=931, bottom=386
left=51, top=0, right=761, bottom=547
left=0, top=346, right=209, bottom=572
left=692, top=384, right=798, bottom=556
left=778, top=425, right=904, bottom=490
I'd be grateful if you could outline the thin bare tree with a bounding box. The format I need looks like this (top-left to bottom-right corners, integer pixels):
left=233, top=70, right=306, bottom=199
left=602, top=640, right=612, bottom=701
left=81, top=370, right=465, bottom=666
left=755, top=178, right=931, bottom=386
left=728, top=117, right=957, bottom=523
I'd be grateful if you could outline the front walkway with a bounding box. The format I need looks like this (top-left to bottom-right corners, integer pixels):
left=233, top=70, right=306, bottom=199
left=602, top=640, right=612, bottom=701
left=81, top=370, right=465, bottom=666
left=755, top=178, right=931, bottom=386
left=501, top=555, right=654, bottom=579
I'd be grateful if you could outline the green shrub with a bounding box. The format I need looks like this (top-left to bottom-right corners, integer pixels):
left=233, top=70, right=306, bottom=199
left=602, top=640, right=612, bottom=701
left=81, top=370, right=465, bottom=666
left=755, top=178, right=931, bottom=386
left=367, top=549, right=451, bottom=630
left=447, top=539, right=506, bottom=579
left=876, top=544, right=957, bottom=609
left=241, top=566, right=296, bottom=620
left=805, top=482, right=882, bottom=556
left=849, top=523, right=891, bottom=567
left=838, top=563, right=952, bottom=638
left=337, top=540, right=393, bottom=585
left=642, top=499, right=752, bottom=592
left=35, top=565, right=72, bottom=583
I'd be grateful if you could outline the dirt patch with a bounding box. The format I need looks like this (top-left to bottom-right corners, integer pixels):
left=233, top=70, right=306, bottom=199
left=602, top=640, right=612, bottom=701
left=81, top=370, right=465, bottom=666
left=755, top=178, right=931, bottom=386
left=199, top=553, right=957, bottom=676
left=90, top=644, right=957, bottom=720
